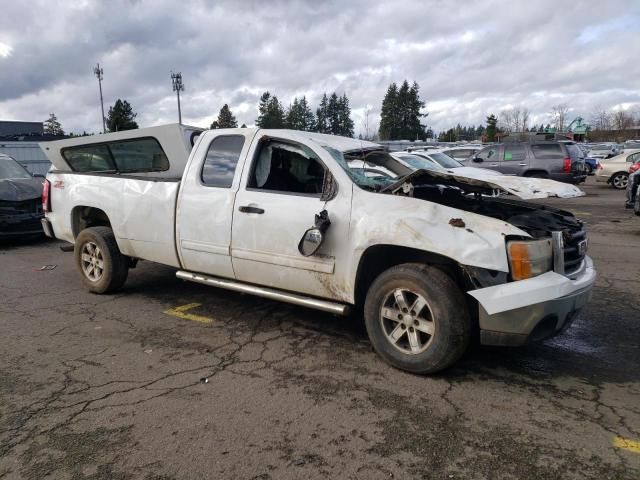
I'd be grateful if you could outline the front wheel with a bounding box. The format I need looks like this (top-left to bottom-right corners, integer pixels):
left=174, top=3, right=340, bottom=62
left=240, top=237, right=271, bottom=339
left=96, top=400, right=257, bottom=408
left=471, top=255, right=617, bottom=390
left=611, top=172, right=628, bottom=190
left=364, top=263, right=471, bottom=374
left=74, top=226, right=129, bottom=293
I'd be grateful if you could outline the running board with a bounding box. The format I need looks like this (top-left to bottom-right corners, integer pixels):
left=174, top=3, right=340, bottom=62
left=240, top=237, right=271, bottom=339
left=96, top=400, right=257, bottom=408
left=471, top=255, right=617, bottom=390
left=175, top=270, right=350, bottom=316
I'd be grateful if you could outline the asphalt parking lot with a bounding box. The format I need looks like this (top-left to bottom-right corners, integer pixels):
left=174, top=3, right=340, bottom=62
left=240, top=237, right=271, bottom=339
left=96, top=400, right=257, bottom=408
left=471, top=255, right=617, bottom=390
left=1, top=179, right=639, bottom=480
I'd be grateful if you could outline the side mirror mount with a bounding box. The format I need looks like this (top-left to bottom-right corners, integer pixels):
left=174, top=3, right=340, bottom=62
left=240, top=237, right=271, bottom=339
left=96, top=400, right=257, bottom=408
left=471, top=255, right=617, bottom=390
left=472, top=156, right=483, bottom=163
left=320, top=170, right=337, bottom=202
left=298, top=210, right=331, bottom=257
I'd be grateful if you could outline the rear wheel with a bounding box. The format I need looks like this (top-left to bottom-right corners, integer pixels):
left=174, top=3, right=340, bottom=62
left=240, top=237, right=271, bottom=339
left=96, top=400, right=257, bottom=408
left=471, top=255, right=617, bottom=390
left=364, top=263, right=471, bottom=374
left=75, top=226, right=128, bottom=293
left=585, top=164, right=593, bottom=175
left=611, top=172, right=628, bottom=190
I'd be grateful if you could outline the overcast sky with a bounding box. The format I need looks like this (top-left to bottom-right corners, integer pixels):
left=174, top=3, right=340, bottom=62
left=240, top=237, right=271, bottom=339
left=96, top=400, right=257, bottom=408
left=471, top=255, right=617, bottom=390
left=1, top=0, right=639, bottom=136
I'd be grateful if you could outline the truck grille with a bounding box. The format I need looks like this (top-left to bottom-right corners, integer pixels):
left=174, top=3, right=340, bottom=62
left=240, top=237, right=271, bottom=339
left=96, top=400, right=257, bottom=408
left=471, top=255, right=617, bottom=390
left=563, top=227, right=587, bottom=275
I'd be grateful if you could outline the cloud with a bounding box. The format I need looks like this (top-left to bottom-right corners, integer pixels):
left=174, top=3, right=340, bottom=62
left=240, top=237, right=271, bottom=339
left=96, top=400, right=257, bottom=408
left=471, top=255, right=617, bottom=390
left=0, top=0, right=639, bottom=136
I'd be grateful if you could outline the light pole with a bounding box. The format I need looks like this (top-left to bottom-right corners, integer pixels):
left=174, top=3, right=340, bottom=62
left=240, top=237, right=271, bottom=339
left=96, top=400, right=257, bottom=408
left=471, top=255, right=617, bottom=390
left=93, top=63, right=106, bottom=133
left=171, top=72, right=184, bottom=124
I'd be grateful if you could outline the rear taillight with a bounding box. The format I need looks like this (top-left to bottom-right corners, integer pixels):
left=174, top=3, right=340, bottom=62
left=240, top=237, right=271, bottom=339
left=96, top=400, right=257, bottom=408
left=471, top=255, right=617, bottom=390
left=562, top=158, right=572, bottom=173
left=42, top=179, right=51, bottom=213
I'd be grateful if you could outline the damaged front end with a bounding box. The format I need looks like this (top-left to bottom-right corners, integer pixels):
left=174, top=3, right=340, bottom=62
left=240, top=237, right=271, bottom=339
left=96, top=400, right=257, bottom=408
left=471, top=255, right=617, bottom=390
left=385, top=169, right=595, bottom=346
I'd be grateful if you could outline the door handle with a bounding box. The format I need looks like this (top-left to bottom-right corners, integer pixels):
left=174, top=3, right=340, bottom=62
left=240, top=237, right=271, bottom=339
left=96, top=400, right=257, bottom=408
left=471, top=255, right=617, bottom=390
left=490, top=163, right=498, bottom=167
left=518, top=163, right=528, bottom=166
left=239, top=205, right=264, bottom=214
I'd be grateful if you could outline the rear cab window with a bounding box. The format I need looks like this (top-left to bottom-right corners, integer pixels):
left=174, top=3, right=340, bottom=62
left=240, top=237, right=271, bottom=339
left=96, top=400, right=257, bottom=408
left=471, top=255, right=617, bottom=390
left=62, top=137, right=168, bottom=173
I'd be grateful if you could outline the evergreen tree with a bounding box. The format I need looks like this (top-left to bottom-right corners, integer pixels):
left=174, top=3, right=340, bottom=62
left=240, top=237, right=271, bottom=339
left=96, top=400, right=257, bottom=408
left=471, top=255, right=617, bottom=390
left=43, top=113, right=64, bottom=135
left=106, top=99, right=138, bottom=132
left=327, top=93, right=341, bottom=135
left=210, top=104, right=238, bottom=129
left=315, top=93, right=330, bottom=134
left=486, top=114, right=498, bottom=141
left=379, top=81, right=426, bottom=140
left=379, top=83, right=399, bottom=140
left=255, top=92, right=286, bottom=129
left=337, top=94, right=354, bottom=137
left=240, top=123, right=247, bottom=128
left=286, top=96, right=316, bottom=131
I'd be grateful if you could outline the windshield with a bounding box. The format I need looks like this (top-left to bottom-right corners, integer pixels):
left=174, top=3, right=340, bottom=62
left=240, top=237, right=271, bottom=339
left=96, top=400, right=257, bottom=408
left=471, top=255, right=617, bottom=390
left=0, top=157, right=33, bottom=179
left=322, top=146, right=411, bottom=190
left=427, top=152, right=463, bottom=169
left=591, top=145, right=611, bottom=151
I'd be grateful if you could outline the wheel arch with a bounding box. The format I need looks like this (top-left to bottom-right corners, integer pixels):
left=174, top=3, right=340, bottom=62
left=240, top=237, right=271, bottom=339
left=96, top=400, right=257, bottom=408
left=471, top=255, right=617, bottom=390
left=71, top=206, right=112, bottom=239
left=353, top=244, right=471, bottom=309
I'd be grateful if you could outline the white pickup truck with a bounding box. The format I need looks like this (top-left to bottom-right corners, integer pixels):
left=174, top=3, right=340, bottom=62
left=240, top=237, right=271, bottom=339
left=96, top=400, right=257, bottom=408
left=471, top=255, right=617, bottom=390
left=41, top=124, right=596, bottom=374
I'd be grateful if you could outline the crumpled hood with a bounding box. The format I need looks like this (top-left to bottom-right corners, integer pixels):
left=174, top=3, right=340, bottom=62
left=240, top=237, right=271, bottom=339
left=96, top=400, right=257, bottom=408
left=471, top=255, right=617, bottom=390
left=0, top=178, right=43, bottom=202
left=387, top=169, right=585, bottom=200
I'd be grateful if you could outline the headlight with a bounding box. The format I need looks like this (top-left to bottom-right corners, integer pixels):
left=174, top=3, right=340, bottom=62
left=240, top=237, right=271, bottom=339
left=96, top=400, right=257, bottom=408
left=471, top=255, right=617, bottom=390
left=507, top=239, right=553, bottom=280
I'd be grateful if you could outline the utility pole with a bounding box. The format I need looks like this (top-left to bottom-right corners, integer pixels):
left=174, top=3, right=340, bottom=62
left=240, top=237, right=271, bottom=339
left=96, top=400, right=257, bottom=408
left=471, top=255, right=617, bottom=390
left=93, top=63, right=106, bottom=133
left=171, top=72, right=184, bottom=124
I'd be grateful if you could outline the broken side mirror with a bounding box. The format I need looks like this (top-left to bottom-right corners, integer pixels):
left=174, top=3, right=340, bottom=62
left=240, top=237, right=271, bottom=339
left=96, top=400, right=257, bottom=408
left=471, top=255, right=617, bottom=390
left=298, top=210, right=331, bottom=257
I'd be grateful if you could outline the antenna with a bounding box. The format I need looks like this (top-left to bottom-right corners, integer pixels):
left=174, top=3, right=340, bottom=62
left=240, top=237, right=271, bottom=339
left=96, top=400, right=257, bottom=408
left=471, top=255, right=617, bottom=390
left=93, top=63, right=106, bottom=133
left=170, top=71, right=185, bottom=124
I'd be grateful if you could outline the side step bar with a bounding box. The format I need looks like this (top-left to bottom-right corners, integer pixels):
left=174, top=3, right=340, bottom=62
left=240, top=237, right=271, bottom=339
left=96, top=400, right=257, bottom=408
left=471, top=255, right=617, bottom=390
left=176, top=270, right=350, bottom=316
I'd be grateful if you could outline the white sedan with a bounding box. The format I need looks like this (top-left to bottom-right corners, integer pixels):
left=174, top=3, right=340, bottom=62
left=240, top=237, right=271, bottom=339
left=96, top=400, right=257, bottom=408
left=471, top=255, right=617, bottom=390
left=595, top=149, right=640, bottom=189
left=406, top=150, right=501, bottom=177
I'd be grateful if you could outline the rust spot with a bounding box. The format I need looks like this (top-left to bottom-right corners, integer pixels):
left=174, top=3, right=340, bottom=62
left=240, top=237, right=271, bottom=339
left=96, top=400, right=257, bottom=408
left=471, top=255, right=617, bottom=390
left=449, top=218, right=466, bottom=228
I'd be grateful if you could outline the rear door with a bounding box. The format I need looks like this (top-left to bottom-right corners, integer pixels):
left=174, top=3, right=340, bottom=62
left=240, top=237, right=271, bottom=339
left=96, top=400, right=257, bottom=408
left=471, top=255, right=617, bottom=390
left=176, top=130, right=257, bottom=279
left=499, top=143, right=528, bottom=175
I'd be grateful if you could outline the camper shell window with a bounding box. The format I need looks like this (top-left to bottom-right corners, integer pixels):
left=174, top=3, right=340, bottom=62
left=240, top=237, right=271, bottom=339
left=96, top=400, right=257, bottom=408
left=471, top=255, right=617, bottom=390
left=62, top=137, right=169, bottom=173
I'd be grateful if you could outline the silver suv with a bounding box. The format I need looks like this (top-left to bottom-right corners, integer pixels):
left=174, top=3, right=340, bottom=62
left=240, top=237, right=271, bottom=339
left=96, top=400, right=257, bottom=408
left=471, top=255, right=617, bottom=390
left=464, top=141, right=587, bottom=183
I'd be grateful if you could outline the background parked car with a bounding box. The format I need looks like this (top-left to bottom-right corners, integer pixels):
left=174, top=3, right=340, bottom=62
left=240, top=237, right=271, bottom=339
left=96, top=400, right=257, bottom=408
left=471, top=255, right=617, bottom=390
left=588, top=143, right=620, bottom=159
left=462, top=141, right=586, bottom=183
left=408, top=149, right=501, bottom=177
left=0, top=154, right=45, bottom=238
left=595, top=149, right=640, bottom=189
left=438, top=146, right=482, bottom=161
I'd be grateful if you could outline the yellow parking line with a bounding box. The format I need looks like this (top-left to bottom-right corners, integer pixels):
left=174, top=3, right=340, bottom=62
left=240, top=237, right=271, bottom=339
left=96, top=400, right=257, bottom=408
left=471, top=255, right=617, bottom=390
left=613, top=436, right=640, bottom=454
left=164, top=303, right=212, bottom=324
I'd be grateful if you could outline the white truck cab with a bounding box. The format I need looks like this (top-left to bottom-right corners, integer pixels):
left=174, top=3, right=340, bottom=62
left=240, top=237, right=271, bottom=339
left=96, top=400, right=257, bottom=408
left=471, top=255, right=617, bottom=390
left=41, top=125, right=596, bottom=374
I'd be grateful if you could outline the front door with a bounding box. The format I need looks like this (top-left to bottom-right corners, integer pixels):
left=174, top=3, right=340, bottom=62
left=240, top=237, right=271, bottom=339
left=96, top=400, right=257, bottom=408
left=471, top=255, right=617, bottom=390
left=230, top=134, right=352, bottom=302
left=473, top=145, right=504, bottom=172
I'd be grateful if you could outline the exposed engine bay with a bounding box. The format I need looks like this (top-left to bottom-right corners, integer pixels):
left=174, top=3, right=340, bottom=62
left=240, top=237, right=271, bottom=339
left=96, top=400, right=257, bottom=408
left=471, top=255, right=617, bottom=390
left=386, top=171, right=583, bottom=239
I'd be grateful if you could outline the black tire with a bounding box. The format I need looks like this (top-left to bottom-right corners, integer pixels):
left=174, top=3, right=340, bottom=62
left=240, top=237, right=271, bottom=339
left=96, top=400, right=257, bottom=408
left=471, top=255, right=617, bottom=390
left=74, top=226, right=128, bottom=293
left=610, top=172, right=628, bottom=190
left=364, top=263, right=471, bottom=374
left=634, top=186, right=640, bottom=216
left=585, top=164, right=593, bottom=175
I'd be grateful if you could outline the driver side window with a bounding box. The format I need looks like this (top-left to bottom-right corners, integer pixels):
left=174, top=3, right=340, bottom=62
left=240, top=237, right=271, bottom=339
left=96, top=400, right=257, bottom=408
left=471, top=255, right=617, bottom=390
left=248, top=140, right=327, bottom=196
left=477, top=147, right=498, bottom=161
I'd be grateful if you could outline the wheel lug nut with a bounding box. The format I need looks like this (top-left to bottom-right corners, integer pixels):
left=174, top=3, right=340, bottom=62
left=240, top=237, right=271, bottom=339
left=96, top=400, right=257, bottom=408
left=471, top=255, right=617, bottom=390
left=414, top=320, right=419, bottom=326
left=409, top=327, right=414, bottom=332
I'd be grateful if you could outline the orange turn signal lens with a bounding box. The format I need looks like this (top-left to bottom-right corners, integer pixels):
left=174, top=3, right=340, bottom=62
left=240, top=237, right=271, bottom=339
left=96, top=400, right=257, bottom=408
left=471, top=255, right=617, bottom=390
left=507, top=239, right=553, bottom=281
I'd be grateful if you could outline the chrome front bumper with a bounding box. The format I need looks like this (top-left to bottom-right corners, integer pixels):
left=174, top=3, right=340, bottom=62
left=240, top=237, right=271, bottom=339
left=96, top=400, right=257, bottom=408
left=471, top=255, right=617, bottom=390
left=468, top=257, right=596, bottom=346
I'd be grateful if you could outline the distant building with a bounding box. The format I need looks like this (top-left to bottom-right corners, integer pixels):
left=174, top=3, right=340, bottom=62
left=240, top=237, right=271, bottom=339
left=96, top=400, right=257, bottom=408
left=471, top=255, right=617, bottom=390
left=0, top=120, right=43, bottom=136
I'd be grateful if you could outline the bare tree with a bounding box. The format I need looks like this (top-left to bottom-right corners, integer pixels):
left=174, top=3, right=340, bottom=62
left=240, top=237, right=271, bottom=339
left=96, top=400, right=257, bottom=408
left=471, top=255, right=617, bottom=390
left=520, top=107, right=530, bottom=132
left=550, top=104, right=569, bottom=132
left=590, top=105, right=611, bottom=131
left=499, top=106, right=530, bottom=134
left=611, top=109, right=634, bottom=130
